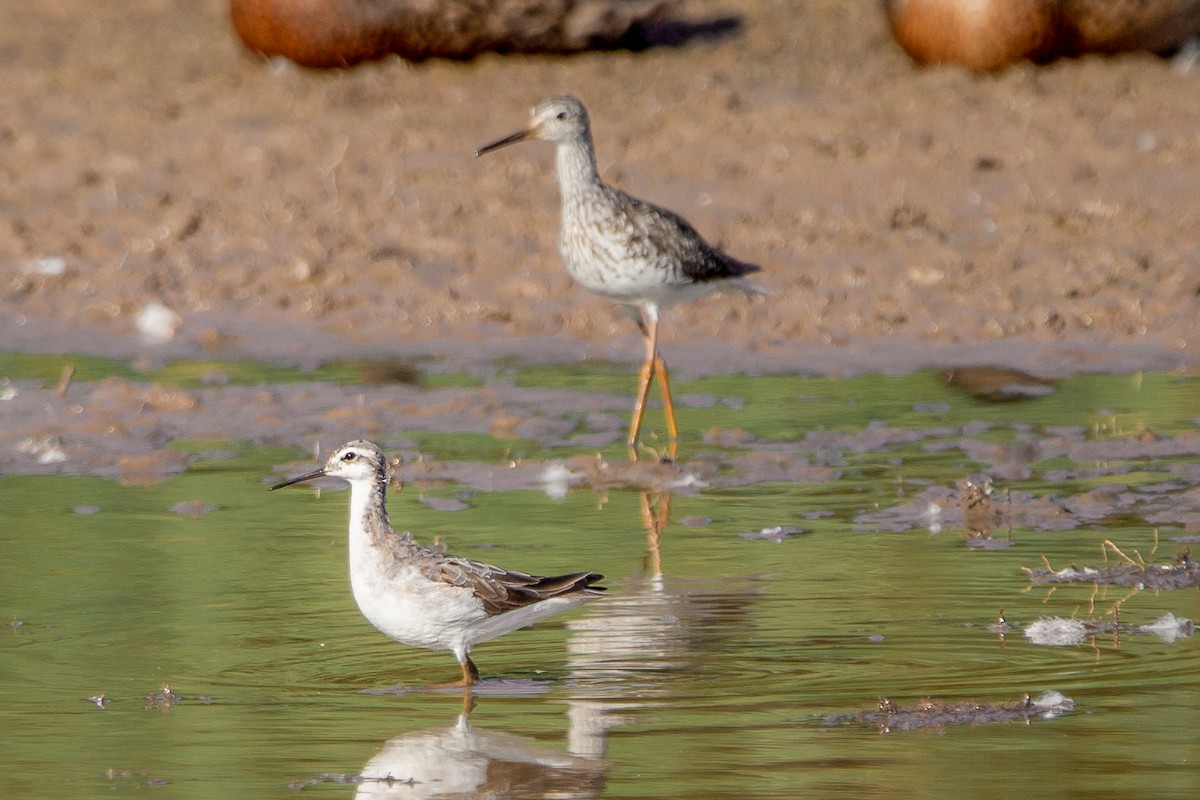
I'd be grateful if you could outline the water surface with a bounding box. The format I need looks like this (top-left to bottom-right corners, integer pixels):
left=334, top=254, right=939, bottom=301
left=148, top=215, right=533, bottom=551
left=2, top=368, right=1199, bottom=798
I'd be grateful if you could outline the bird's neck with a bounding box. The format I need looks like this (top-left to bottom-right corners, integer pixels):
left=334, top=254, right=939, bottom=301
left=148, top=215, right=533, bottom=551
left=555, top=135, right=601, bottom=202
left=347, top=476, right=392, bottom=545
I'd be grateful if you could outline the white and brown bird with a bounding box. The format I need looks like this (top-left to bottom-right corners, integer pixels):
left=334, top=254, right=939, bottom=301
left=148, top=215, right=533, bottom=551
left=270, top=440, right=604, bottom=689
left=477, top=95, right=764, bottom=461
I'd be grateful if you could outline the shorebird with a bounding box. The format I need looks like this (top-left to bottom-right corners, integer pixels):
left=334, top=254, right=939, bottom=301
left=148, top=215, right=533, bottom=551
left=270, top=440, right=604, bottom=689
left=476, top=95, right=763, bottom=461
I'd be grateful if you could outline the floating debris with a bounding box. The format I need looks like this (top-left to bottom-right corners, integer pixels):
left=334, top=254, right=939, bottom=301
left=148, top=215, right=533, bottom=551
left=964, top=537, right=1014, bottom=550
left=144, top=682, right=180, bottom=712
left=86, top=693, right=110, bottom=709
left=287, top=772, right=365, bottom=790
left=21, top=256, right=67, bottom=276
left=944, top=367, right=1055, bottom=401
left=17, top=435, right=68, bottom=465
left=986, top=610, right=1011, bottom=636
left=539, top=462, right=576, bottom=500
left=824, top=691, right=1074, bottom=732
left=538, top=455, right=708, bottom=498
left=957, top=476, right=1005, bottom=539
left=1136, top=613, right=1195, bottom=644
left=135, top=300, right=182, bottom=344
left=680, top=393, right=718, bottom=409
left=418, top=494, right=472, bottom=512
left=117, top=450, right=192, bottom=486
left=1024, top=613, right=1193, bottom=646
left=353, top=358, right=421, bottom=385
left=54, top=364, right=74, bottom=397
left=170, top=501, right=218, bottom=518
left=1023, top=548, right=1200, bottom=590
left=1024, top=617, right=1094, bottom=646
left=738, top=525, right=807, bottom=543
left=105, top=769, right=167, bottom=788
left=855, top=490, right=949, bottom=533
left=703, top=427, right=757, bottom=447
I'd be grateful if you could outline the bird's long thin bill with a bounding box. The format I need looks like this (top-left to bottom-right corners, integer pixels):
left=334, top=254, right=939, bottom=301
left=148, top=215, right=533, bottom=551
left=269, top=468, right=327, bottom=491
left=475, top=129, right=531, bottom=156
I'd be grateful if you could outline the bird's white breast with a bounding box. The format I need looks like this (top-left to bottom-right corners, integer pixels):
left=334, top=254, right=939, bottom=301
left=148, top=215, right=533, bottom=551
left=346, top=490, right=482, bottom=653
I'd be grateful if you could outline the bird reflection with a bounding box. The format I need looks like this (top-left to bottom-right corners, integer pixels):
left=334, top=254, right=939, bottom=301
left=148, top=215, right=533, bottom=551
left=333, top=491, right=759, bottom=796
left=639, top=489, right=671, bottom=579
left=354, top=711, right=607, bottom=799
left=563, top=490, right=759, bottom=757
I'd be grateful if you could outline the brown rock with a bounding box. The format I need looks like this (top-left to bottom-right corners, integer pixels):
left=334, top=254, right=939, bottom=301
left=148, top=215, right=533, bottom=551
left=884, top=0, right=1200, bottom=70
left=230, top=0, right=672, bottom=67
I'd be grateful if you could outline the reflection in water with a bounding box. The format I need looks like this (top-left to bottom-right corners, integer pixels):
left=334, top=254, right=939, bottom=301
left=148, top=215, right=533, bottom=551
left=349, top=489, right=758, bottom=797
left=355, top=712, right=606, bottom=799
left=638, top=490, right=670, bottom=579
left=943, top=366, right=1056, bottom=402
left=564, top=491, right=759, bottom=757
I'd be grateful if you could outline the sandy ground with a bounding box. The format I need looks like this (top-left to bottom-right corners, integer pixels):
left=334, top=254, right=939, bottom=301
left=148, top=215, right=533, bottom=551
left=3, top=0, right=1200, bottom=378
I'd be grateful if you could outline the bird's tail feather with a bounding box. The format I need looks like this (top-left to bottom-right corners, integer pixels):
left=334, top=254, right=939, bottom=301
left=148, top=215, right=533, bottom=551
left=730, top=277, right=771, bottom=297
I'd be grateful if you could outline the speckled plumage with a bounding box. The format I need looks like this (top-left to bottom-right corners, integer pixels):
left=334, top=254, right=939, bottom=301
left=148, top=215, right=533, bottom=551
left=271, top=440, right=604, bottom=686
left=477, top=95, right=763, bottom=458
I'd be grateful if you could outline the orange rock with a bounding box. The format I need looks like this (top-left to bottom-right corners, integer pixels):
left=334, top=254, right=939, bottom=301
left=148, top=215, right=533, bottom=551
left=230, top=0, right=671, bottom=68
left=884, top=0, right=1200, bottom=70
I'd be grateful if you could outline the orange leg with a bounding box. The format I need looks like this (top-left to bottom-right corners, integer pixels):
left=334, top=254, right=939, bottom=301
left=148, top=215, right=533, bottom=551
left=627, top=312, right=660, bottom=460
left=653, top=350, right=679, bottom=460
left=460, top=656, right=480, bottom=686
left=638, top=491, right=662, bottom=576
left=422, top=657, right=478, bottom=696
left=639, top=490, right=673, bottom=577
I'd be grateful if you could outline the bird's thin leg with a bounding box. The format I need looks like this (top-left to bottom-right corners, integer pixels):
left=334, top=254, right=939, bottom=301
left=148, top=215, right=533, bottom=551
left=628, top=310, right=660, bottom=460
left=424, top=655, right=480, bottom=692
left=639, top=491, right=663, bottom=577
left=653, top=349, right=678, bottom=460
left=640, top=490, right=673, bottom=577
left=461, top=656, right=480, bottom=686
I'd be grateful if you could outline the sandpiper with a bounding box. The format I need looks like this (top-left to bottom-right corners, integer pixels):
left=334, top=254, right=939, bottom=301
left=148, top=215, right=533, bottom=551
left=476, top=95, right=764, bottom=460
left=270, top=440, right=604, bottom=688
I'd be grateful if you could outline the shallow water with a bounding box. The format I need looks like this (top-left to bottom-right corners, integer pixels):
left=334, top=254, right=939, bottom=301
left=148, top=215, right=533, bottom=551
left=3, top=367, right=1200, bottom=798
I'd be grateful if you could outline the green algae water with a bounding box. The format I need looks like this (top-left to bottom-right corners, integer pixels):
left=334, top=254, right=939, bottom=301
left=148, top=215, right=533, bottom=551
left=2, top=368, right=1200, bottom=798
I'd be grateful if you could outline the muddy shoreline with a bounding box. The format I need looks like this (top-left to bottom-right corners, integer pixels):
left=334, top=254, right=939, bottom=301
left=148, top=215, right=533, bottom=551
left=4, top=1, right=1200, bottom=381
left=2, top=310, right=1192, bottom=380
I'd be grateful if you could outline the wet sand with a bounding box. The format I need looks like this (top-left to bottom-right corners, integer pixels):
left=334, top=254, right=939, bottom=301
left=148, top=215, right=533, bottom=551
left=4, top=0, right=1200, bottom=377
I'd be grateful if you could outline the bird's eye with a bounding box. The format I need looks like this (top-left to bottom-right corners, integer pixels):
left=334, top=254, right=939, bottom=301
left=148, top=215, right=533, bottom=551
left=342, top=451, right=357, bottom=462
left=555, top=111, right=567, bottom=120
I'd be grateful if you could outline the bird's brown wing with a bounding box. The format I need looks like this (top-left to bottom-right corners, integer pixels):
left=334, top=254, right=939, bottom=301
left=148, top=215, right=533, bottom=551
left=418, top=554, right=605, bottom=616
left=615, top=189, right=762, bottom=283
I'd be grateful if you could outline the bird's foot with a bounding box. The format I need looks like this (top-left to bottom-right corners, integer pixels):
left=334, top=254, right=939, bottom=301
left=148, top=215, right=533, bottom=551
left=629, top=440, right=676, bottom=464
